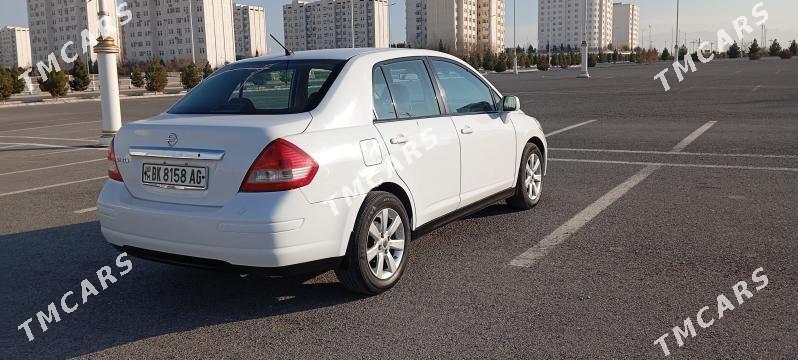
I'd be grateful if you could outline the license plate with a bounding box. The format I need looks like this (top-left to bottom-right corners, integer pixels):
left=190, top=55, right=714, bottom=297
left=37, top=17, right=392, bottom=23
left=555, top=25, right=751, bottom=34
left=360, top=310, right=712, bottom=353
left=142, top=164, right=208, bottom=190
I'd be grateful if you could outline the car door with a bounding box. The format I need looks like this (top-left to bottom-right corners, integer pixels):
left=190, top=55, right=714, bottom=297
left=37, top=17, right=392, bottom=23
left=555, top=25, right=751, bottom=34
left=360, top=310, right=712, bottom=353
left=372, top=59, right=461, bottom=227
left=430, top=59, right=517, bottom=207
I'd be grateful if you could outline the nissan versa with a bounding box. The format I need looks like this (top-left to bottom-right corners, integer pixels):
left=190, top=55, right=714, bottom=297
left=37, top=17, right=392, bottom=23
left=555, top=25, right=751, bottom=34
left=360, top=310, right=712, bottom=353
left=98, top=48, right=547, bottom=295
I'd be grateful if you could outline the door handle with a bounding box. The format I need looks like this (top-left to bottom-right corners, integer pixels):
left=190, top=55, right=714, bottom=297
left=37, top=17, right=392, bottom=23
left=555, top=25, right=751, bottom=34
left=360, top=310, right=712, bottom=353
left=390, top=135, right=408, bottom=144
left=460, top=127, right=474, bottom=134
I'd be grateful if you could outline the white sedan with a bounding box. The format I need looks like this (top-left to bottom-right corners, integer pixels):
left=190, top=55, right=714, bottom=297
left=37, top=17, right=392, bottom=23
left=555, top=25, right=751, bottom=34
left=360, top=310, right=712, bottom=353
left=98, top=48, right=547, bottom=294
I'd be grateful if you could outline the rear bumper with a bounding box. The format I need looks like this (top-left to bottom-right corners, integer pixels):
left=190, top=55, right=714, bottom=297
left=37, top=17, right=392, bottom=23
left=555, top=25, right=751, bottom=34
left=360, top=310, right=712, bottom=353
left=97, top=180, right=365, bottom=269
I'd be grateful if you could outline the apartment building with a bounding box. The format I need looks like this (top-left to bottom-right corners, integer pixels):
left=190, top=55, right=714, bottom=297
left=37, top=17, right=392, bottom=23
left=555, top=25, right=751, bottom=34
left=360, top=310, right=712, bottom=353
left=283, top=0, right=389, bottom=51
left=406, top=0, right=504, bottom=53
left=124, top=0, right=236, bottom=68
left=27, top=0, right=119, bottom=65
left=538, top=0, right=613, bottom=52
left=612, top=2, right=639, bottom=50
left=234, top=4, right=266, bottom=58
left=0, top=26, right=32, bottom=69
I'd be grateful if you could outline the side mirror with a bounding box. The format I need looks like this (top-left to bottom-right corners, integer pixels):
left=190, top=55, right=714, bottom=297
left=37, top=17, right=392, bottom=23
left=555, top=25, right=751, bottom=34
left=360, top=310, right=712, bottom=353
left=502, top=96, right=520, bottom=112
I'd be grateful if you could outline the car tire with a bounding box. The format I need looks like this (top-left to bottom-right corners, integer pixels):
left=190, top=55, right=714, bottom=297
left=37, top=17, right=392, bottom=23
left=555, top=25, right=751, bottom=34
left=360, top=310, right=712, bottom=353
left=507, top=143, right=544, bottom=210
left=335, top=191, right=410, bottom=295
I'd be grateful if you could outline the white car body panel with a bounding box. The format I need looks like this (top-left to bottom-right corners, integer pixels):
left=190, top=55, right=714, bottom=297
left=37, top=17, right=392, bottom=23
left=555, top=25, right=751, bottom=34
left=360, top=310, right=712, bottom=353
left=98, top=48, right=547, bottom=269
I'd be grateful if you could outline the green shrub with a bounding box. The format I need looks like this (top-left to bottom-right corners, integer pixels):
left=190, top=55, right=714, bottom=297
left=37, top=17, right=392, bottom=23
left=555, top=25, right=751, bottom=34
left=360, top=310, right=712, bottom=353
left=38, top=69, right=69, bottom=97
left=180, top=63, right=203, bottom=89
left=145, top=58, right=168, bottom=92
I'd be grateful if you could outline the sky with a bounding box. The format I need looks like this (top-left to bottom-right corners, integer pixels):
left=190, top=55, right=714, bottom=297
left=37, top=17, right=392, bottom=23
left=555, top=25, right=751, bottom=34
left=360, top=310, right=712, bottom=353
left=1, top=0, right=796, bottom=53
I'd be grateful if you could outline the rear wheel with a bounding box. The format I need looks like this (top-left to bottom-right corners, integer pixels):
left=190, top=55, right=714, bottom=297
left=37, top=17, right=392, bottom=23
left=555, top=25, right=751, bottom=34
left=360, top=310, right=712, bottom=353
left=507, top=143, right=543, bottom=210
left=335, top=191, right=410, bottom=295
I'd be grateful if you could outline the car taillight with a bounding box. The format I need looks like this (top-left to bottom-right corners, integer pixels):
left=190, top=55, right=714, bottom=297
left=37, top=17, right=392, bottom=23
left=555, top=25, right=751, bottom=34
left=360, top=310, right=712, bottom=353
left=108, top=138, right=123, bottom=182
left=240, top=139, right=318, bottom=192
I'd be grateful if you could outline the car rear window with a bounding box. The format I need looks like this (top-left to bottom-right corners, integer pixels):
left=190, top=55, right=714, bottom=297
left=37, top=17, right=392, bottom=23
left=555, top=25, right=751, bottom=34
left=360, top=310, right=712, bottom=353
left=168, top=60, right=347, bottom=115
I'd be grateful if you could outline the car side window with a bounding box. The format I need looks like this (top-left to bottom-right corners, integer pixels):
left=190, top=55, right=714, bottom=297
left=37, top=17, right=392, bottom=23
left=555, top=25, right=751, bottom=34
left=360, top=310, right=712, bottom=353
left=381, top=60, right=441, bottom=119
left=431, top=60, right=496, bottom=114
left=372, top=67, right=397, bottom=120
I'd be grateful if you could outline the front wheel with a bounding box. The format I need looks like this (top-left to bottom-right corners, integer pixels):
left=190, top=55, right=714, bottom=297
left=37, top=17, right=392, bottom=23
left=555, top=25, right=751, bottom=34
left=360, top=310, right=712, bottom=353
left=507, top=143, right=544, bottom=210
left=335, top=191, right=410, bottom=295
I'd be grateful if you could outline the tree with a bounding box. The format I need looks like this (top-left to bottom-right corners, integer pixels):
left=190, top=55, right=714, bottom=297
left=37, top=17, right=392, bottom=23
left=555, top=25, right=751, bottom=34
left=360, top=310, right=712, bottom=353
left=536, top=56, right=550, bottom=71
left=180, top=63, right=203, bottom=89
left=130, top=65, right=145, bottom=88
left=482, top=51, right=496, bottom=71
left=202, top=62, right=214, bottom=78
left=0, top=67, right=14, bottom=101
left=494, top=58, right=507, bottom=72
left=37, top=69, right=69, bottom=97
left=728, top=42, right=741, bottom=58
left=13, top=67, right=27, bottom=94
left=769, top=39, right=782, bottom=57
left=779, top=49, right=793, bottom=59
left=588, top=54, right=597, bottom=67
left=660, top=48, right=671, bottom=61
left=678, top=45, right=688, bottom=60
left=790, top=40, right=798, bottom=56
left=749, top=39, right=762, bottom=60
left=69, top=57, right=91, bottom=91
left=145, top=58, right=168, bottom=92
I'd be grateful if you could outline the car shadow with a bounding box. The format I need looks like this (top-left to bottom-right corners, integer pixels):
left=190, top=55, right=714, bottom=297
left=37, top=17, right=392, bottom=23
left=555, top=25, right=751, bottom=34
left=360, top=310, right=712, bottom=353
left=0, top=222, right=362, bottom=359
left=463, top=203, right=519, bottom=220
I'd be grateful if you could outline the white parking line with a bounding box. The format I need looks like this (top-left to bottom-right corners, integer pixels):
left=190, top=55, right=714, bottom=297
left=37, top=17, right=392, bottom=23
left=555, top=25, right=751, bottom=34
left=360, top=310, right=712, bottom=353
left=549, top=158, right=798, bottom=172
left=33, top=147, right=102, bottom=156
left=0, top=176, right=106, bottom=198
left=550, top=148, right=798, bottom=159
left=0, top=135, right=98, bottom=142
left=511, top=121, right=717, bottom=268
left=0, top=159, right=105, bottom=176
left=0, top=144, right=22, bottom=150
left=0, top=121, right=96, bottom=134
left=545, top=120, right=597, bottom=137
left=74, top=207, right=97, bottom=214
left=510, top=164, right=661, bottom=267
left=671, top=121, right=716, bottom=153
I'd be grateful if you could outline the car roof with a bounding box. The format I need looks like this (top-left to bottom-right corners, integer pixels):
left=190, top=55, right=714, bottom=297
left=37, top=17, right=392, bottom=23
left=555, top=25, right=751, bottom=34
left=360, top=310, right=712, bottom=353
left=236, top=48, right=456, bottom=63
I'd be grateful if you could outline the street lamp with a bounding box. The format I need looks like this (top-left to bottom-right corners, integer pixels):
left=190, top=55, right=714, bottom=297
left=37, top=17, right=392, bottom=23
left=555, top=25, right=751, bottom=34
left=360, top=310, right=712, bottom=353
left=387, top=2, right=396, bottom=48
left=94, top=0, right=122, bottom=147
left=513, top=0, right=518, bottom=75
left=578, top=0, right=590, bottom=78
left=674, top=0, right=680, bottom=61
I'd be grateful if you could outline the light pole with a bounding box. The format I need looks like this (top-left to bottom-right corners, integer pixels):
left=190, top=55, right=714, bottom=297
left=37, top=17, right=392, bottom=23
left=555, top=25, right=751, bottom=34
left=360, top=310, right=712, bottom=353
left=674, top=0, right=679, bottom=62
left=578, top=0, right=590, bottom=78
left=94, top=0, right=122, bottom=147
left=513, top=0, right=518, bottom=75
left=188, top=0, right=196, bottom=64
left=387, top=2, right=396, bottom=48
left=351, top=0, right=355, bottom=48
left=649, top=24, right=652, bottom=50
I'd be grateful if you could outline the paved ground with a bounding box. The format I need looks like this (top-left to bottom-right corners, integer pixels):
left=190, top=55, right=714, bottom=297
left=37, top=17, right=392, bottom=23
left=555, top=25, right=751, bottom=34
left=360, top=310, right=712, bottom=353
left=0, top=59, right=796, bottom=359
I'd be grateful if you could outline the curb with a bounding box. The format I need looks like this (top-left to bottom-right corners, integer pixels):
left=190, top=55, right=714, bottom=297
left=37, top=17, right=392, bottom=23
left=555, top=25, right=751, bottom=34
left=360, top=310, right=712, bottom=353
left=0, top=92, right=186, bottom=109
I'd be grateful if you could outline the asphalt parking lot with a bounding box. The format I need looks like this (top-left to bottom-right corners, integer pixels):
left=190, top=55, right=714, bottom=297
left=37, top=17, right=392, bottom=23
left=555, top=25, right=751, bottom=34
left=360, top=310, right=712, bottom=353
left=1, top=58, right=796, bottom=359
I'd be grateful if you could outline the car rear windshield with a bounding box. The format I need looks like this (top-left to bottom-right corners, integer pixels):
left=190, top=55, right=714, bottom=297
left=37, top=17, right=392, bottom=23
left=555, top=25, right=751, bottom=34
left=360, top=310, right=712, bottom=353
left=168, top=60, right=347, bottom=115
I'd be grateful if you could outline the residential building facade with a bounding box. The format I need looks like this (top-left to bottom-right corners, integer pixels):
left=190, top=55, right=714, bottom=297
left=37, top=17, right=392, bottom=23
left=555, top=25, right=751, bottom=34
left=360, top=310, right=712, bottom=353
left=124, top=0, right=236, bottom=68
left=234, top=4, right=266, bottom=58
left=406, top=0, right=504, bottom=53
left=0, top=26, right=32, bottom=69
left=538, top=0, right=613, bottom=52
left=612, top=2, right=639, bottom=50
left=283, top=0, right=389, bottom=51
left=27, top=0, right=119, bottom=65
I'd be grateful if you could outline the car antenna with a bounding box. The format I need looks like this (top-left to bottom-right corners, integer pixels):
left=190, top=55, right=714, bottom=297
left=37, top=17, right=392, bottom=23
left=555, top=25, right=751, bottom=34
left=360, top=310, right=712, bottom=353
left=270, top=34, right=293, bottom=56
